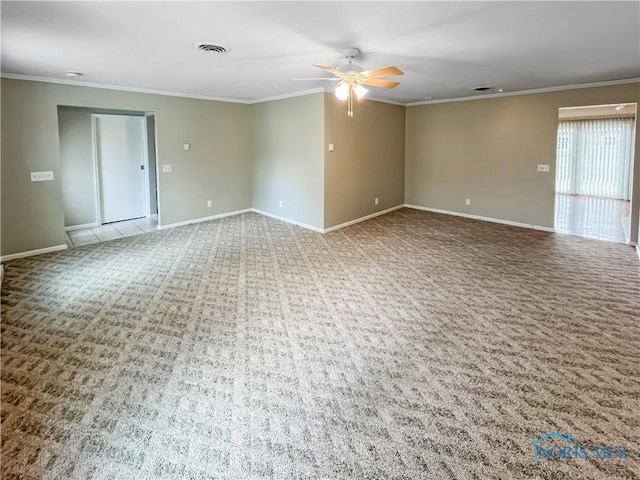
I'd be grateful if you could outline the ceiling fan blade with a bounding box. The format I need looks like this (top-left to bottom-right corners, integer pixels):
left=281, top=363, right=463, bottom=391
left=361, top=66, right=404, bottom=79
left=361, top=78, right=401, bottom=89
left=312, top=64, right=345, bottom=77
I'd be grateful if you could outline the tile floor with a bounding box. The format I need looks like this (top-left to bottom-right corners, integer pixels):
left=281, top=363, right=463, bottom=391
left=554, top=194, right=631, bottom=244
left=66, top=215, right=158, bottom=247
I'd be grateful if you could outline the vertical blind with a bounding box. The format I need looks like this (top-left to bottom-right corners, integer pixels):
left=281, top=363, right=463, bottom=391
left=556, top=118, right=635, bottom=200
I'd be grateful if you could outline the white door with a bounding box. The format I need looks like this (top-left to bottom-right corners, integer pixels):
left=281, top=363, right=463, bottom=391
left=95, top=115, right=147, bottom=223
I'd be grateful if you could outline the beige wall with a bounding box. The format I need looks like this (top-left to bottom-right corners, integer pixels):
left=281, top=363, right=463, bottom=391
left=2, top=80, right=66, bottom=254
left=324, top=93, right=405, bottom=228
left=58, top=108, right=96, bottom=227
left=252, top=93, right=325, bottom=229
left=1, top=78, right=253, bottom=256
left=405, top=83, right=640, bottom=240
left=3, top=77, right=640, bottom=258
left=252, top=92, right=405, bottom=231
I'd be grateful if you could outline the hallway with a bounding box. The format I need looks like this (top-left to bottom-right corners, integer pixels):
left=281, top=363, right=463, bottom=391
left=65, top=215, right=158, bottom=247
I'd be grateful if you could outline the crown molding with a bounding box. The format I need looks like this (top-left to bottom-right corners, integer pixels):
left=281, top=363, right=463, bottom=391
left=365, top=96, right=405, bottom=107
left=251, top=88, right=327, bottom=104
left=1, top=73, right=334, bottom=105
left=1, top=72, right=405, bottom=106
left=4, top=72, right=638, bottom=109
left=1, top=73, right=254, bottom=104
left=406, top=77, right=640, bottom=107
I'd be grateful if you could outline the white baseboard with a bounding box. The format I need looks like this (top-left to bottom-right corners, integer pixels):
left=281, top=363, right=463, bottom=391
left=65, top=222, right=99, bottom=232
left=636, top=244, right=640, bottom=263
left=251, top=209, right=324, bottom=233
left=157, top=208, right=252, bottom=230
left=324, top=205, right=404, bottom=233
left=253, top=205, right=404, bottom=234
left=1, top=244, right=68, bottom=262
left=404, top=204, right=555, bottom=232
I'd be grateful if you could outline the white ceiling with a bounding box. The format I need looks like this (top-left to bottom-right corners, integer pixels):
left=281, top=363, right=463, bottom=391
left=2, top=1, right=639, bottom=105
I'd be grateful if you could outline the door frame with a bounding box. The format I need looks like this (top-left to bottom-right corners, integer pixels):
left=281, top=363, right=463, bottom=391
left=144, top=112, right=159, bottom=219
left=553, top=104, right=638, bottom=245
left=91, top=113, right=150, bottom=225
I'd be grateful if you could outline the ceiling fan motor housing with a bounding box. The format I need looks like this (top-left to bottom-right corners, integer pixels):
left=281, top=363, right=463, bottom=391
left=341, top=47, right=360, bottom=58
left=338, top=47, right=363, bottom=74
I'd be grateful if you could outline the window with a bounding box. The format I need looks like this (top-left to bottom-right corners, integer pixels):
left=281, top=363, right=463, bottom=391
left=555, top=118, right=634, bottom=200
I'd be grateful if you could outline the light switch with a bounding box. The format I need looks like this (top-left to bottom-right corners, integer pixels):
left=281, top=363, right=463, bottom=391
left=30, top=171, right=54, bottom=182
left=162, top=164, right=172, bottom=173
left=183, top=143, right=190, bottom=151
left=329, top=143, right=335, bottom=152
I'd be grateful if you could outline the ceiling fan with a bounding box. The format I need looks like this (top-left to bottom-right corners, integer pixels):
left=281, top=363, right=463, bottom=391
left=297, top=47, right=404, bottom=117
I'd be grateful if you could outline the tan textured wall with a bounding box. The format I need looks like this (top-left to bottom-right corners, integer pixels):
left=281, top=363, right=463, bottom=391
left=324, top=93, right=405, bottom=228
left=405, top=83, right=640, bottom=240
left=1, top=78, right=253, bottom=256
left=252, top=93, right=325, bottom=229
left=57, top=108, right=97, bottom=227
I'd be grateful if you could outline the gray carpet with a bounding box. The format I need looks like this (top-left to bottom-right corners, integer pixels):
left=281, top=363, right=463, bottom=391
left=1, top=209, right=639, bottom=479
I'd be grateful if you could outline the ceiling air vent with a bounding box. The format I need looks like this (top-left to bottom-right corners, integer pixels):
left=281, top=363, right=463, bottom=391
left=197, top=43, right=229, bottom=54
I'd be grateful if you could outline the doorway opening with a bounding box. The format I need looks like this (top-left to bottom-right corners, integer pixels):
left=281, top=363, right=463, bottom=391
left=57, top=107, right=159, bottom=244
left=554, top=103, right=637, bottom=243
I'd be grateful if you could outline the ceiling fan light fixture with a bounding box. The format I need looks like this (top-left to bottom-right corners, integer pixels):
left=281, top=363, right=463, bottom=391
left=335, top=81, right=349, bottom=101
left=354, top=84, right=368, bottom=99
left=316, top=48, right=402, bottom=117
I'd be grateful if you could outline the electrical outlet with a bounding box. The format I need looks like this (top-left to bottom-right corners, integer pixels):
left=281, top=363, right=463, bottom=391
left=465, top=199, right=471, bottom=206
left=537, top=164, right=550, bottom=172
left=162, top=164, right=172, bottom=173
left=207, top=200, right=212, bottom=207
left=184, top=143, right=191, bottom=151
left=375, top=197, right=379, bottom=205
left=279, top=200, right=283, bottom=208
left=30, top=171, right=54, bottom=182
